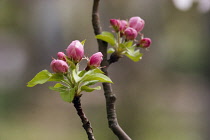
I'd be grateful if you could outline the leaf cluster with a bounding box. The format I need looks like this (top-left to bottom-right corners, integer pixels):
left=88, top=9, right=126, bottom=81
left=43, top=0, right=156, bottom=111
left=27, top=67, right=112, bottom=103
left=96, top=31, right=143, bottom=62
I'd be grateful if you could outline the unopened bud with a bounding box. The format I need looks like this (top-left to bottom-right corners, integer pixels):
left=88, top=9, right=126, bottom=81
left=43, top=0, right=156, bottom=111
left=119, top=20, right=128, bottom=33
left=124, top=27, right=138, bottom=40
left=138, top=38, right=152, bottom=48
left=110, top=19, right=121, bottom=32
left=66, top=40, right=84, bottom=62
left=50, top=59, right=69, bottom=73
left=57, top=52, right=66, bottom=61
left=129, top=16, right=145, bottom=32
left=88, top=52, right=103, bottom=68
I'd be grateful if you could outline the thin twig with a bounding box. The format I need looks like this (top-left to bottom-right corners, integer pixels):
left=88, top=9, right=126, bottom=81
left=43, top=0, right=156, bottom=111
left=92, top=0, right=132, bottom=140
left=73, top=96, right=95, bottom=140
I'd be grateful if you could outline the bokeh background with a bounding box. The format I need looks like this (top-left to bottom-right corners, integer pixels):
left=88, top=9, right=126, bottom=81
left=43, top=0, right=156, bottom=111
left=1, top=0, right=210, bottom=140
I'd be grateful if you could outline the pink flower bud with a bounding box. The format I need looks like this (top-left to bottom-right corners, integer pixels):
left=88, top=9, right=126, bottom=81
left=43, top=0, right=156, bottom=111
left=57, top=52, right=66, bottom=61
left=89, top=52, right=103, bottom=67
left=138, top=38, right=152, bottom=48
left=66, top=40, right=84, bottom=62
left=50, top=59, right=69, bottom=73
left=119, top=20, right=128, bottom=32
left=119, top=20, right=128, bottom=37
left=129, top=16, right=145, bottom=32
left=124, top=27, right=138, bottom=40
left=110, top=19, right=121, bottom=32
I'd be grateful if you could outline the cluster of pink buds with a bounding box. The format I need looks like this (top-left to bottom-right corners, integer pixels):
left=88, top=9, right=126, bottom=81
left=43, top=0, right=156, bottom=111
left=110, top=16, right=152, bottom=48
left=50, top=40, right=103, bottom=73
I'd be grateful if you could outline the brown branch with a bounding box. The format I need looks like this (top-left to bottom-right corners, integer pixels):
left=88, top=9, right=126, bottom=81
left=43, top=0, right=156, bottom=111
left=92, top=0, right=132, bottom=140
left=73, top=96, right=95, bottom=140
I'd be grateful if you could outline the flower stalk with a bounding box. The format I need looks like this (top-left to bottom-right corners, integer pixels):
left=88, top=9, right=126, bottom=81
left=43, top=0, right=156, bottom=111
left=73, top=96, right=95, bottom=140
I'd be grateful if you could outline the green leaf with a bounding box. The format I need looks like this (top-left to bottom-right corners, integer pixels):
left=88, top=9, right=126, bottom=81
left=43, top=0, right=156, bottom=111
left=82, top=80, right=99, bottom=87
left=118, top=41, right=134, bottom=52
left=90, top=68, right=104, bottom=74
left=95, top=31, right=116, bottom=46
left=49, top=83, right=67, bottom=92
left=76, top=69, right=112, bottom=88
left=82, top=68, right=104, bottom=76
left=124, top=41, right=133, bottom=48
left=81, top=86, right=101, bottom=92
left=27, top=70, right=52, bottom=87
left=81, top=39, right=86, bottom=45
left=118, top=43, right=126, bottom=52
left=119, top=43, right=126, bottom=48
left=72, top=69, right=81, bottom=83
left=82, top=73, right=113, bottom=83
left=79, top=68, right=112, bottom=83
left=48, top=73, right=64, bottom=82
left=49, top=83, right=76, bottom=102
left=60, top=87, right=76, bottom=102
left=54, top=83, right=66, bottom=88
left=107, top=48, right=115, bottom=54
left=78, top=70, right=86, bottom=77
left=125, top=47, right=143, bottom=62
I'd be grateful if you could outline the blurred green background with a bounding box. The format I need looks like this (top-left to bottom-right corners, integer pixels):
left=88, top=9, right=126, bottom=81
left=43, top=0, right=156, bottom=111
left=1, top=0, right=210, bottom=140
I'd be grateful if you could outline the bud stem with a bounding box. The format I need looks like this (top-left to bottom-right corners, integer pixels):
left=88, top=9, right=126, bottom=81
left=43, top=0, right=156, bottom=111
left=117, top=31, right=121, bottom=52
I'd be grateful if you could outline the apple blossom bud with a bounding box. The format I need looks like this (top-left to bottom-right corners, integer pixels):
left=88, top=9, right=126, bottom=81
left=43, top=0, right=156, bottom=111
left=124, top=27, right=138, bottom=40
left=89, top=52, right=103, bottom=67
left=57, top=52, right=66, bottom=61
left=50, top=59, right=69, bottom=73
left=129, top=16, right=145, bottom=32
left=138, top=38, right=152, bottom=48
left=119, top=20, right=128, bottom=33
left=66, top=40, right=84, bottom=62
left=110, top=19, right=121, bottom=32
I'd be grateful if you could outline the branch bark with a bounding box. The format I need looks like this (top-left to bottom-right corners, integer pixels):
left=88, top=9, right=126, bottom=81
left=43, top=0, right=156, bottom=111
left=92, top=0, right=132, bottom=140
left=73, top=96, right=95, bottom=140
